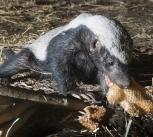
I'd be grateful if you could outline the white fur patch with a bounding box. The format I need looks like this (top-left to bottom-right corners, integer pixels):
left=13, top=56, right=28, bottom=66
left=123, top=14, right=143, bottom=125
left=26, top=26, right=64, bottom=61
left=27, top=13, right=129, bottom=63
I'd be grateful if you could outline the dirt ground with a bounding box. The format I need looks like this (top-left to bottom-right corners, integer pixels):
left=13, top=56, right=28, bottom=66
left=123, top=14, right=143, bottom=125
left=0, top=0, right=153, bottom=137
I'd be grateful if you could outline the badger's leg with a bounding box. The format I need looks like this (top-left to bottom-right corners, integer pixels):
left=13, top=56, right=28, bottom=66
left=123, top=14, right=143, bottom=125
left=51, top=65, right=98, bottom=103
left=51, top=62, right=77, bottom=95
left=0, top=48, right=32, bottom=78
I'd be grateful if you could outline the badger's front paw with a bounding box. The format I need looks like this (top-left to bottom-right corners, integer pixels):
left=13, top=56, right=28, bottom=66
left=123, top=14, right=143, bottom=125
left=71, top=92, right=99, bottom=104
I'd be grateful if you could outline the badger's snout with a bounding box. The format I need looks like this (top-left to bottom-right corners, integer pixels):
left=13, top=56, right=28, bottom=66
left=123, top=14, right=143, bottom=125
left=105, top=73, right=131, bottom=88
left=105, top=61, right=131, bottom=88
left=114, top=75, right=131, bottom=88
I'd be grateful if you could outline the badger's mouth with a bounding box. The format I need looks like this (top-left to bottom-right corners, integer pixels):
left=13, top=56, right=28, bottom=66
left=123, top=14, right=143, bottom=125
left=104, top=75, right=114, bottom=87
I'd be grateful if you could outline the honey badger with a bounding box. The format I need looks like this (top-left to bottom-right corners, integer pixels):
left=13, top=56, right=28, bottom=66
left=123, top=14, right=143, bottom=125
left=0, top=13, right=133, bottom=95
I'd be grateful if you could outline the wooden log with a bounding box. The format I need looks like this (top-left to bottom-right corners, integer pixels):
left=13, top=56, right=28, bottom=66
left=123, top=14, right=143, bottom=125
left=0, top=86, right=89, bottom=111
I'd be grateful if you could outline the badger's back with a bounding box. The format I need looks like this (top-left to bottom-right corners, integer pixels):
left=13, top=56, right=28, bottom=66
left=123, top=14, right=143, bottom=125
left=26, top=13, right=132, bottom=64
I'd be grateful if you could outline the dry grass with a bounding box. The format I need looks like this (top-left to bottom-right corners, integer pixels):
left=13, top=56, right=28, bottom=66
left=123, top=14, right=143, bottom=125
left=0, top=0, right=153, bottom=51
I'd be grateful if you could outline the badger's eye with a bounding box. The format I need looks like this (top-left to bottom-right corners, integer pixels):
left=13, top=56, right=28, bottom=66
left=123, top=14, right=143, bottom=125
left=90, top=40, right=102, bottom=54
left=92, top=39, right=98, bottom=49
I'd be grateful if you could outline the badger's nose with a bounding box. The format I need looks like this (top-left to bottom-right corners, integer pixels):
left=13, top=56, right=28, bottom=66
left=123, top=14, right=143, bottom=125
left=120, top=77, right=131, bottom=88
left=114, top=76, right=131, bottom=89
left=123, top=81, right=131, bottom=88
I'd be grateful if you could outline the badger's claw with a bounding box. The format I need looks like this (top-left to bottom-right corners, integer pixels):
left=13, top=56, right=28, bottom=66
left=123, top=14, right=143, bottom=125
left=86, top=93, right=97, bottom=102
left=80, top=93, right=91, bottom=102
left=71, top=93, right=82, bottom=100
left=71, top=92, right=97, bottom=104
left=78, top=111, right=86, bottom=115
left=81, top=93, right=97, bottom=104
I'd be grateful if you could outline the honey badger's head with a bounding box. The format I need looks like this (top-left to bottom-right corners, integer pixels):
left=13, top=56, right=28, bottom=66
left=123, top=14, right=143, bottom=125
left=73, top=14, right=133, bottom=88
left=90, top=42, right=132, bottom=88
left=88, top=17, right=132, bottom=88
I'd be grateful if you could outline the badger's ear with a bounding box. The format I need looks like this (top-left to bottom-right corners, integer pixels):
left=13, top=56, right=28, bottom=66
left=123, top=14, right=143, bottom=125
left=90, top=40, right=102, bottom=53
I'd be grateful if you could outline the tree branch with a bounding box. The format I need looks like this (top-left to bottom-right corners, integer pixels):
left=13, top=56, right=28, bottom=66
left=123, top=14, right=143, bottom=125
left=0, top=86, right=89, bottom=110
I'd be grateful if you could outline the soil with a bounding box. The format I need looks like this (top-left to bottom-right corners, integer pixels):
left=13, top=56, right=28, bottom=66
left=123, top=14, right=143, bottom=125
left=0, top=0, right=153, bottom=137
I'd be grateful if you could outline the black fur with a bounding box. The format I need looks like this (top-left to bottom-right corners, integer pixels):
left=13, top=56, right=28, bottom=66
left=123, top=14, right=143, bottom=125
left=0, top=25, right=132, bottom=95
left=46, top=25, right=98, bottom=94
